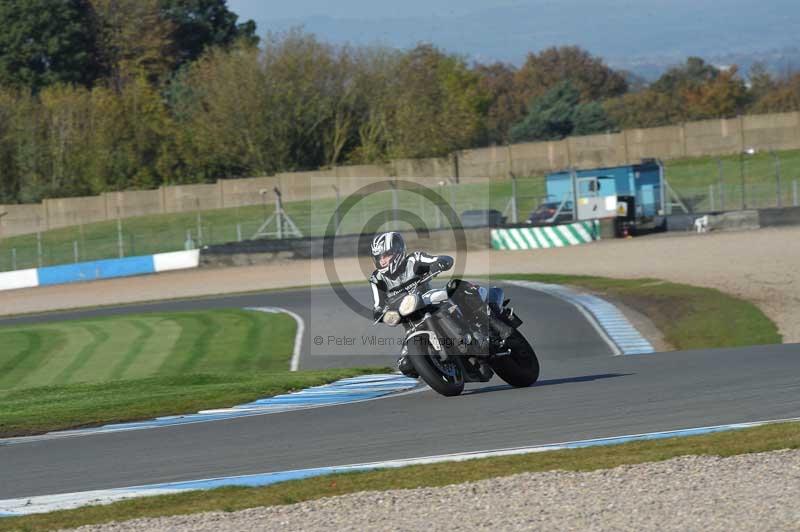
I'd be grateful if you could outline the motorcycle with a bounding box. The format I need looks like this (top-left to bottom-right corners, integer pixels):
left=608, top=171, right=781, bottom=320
left=375, top=270, right=540, bottom=396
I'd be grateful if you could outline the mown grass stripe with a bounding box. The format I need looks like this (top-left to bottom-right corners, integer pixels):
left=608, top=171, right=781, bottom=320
left=51, top=325, right=109, bottom=385
left=177, top=314, right=216, bottom=374
left=121, top=317, right=181, bottom=378
left=0, top=331, right=41, bottom=378
left=108, top=320, right=154, bottom=381
left=235, top=311, right=263, bottom=371
left=0, top=331, right=60, bottom=391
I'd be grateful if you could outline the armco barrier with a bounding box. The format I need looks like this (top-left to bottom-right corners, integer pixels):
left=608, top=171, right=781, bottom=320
left=0, top=250, right=199, bottom=292
left=491, top=221, right=600, bottom=250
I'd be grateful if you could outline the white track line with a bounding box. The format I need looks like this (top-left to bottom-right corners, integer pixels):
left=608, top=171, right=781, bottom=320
left=246, top=307, right=305, bottom=371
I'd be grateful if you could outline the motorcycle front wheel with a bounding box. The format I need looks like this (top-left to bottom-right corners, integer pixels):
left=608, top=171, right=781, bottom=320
left=407, top=336, right=465, bottom=397
left=489, top=330, right=540, bottom=387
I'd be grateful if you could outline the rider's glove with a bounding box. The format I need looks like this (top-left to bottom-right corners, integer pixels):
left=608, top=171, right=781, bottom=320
left=436, top=256, right=454, bottom=272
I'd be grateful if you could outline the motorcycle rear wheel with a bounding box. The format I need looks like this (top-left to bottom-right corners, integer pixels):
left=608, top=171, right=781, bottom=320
left=407, top=337, right=465, bottom=397
left=489, top=330, right=540, bottom=387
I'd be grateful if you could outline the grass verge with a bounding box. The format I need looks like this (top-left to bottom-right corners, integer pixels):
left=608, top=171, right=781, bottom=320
left=3, top=420, right=799, bottom=531
left=0, top=368, right=382, bottom=438
left=0, top=308, right=383, bottom=436
left=496, top=274, right=782, bottom=350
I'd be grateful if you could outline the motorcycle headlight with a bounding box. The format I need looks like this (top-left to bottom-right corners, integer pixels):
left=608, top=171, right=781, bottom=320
left=399, top=294, right=421, bottom=316
left=383, top=310, right=401, bottom=327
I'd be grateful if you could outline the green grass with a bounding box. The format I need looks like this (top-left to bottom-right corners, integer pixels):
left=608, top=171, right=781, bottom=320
left=3, top=420, right=798, bottom=531
left=664, top=149, right=800, bottom=211
left=0, top=309, right=296, bottom=390
left=0, top=309, right=380, bottom=436
left=497, top=274, right=782, bottom=350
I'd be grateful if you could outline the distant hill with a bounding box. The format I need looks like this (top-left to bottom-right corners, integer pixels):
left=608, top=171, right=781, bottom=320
left=256, top=0, right=800, bottom=79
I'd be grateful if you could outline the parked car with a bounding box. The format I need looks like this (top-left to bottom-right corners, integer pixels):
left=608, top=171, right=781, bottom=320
left=527, top=201, right=574, bottom=225
left=460, top=209, right=507, bottom=228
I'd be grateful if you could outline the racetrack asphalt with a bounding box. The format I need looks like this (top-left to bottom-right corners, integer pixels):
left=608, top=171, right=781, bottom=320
left=1, top=282, right=799, bottom=499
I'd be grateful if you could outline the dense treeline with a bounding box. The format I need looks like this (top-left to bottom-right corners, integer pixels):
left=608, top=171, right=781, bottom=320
left=0, top=1, right=798, bottom=203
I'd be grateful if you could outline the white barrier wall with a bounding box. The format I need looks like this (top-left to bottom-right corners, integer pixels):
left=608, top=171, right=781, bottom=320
left=153, top=250, right=201, bottom=272
left=0, top=250, right=201, bottom=293
left=0, top=269, right=39, bottom=291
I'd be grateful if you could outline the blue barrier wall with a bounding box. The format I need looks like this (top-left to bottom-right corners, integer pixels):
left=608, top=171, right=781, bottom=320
left=38, top=255, right=156, bottom=286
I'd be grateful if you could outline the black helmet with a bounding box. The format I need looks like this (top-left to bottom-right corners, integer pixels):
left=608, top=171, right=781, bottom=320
left=371, top=232, right=405, bottom=275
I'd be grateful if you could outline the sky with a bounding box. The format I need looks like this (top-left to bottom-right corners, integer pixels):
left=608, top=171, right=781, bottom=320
left=226, top=1, right=800, bottom=77
left=227, top=0, right=523, bottom=21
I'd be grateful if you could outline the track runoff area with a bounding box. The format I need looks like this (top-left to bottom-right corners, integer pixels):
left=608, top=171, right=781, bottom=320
left=1, top=281, right=799, bottom=515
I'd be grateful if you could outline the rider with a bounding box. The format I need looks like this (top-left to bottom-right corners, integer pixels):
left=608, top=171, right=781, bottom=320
left=370, top=231, right=453, bottom=377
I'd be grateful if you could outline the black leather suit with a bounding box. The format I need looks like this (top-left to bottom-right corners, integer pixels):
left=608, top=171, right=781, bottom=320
left=369, top=251, right=454, bottom=320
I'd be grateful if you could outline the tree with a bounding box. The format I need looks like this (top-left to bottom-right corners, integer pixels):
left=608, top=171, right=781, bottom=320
left=170, top=43, right=282, bottom=180
left=572, top=101, right=614, bottom=136
left=750, top=72, right=800, bottom=113
left=510, top=81, right=613, bottom=142
left=0, top=0, right=104, bottom=91
left=515, top=46, right=628, bottom=106
left=748, top=62, right=776, bottom=103
left=603, top=90, right=683, bottom=129
left=0, top=88, right=21, bottom=202
left=347, top=47, right=402, bottom=164
left=651, top=57, right=720, bottom=94
left=160, top=0, right=258, bottom=68
left=682, top=65, right=749, bottom=119
left=92, top=0, right=175, bottom=89
left=474, top=61, right=526, bottom=145
left=384, top=44, right=487, bottom=159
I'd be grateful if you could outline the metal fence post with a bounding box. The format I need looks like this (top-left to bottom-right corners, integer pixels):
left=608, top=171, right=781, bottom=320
left=739, top=152, right=746, bottom=210
left=511, top=174, right=519, bottom=223
left=184, top=230, right=195, bottom=250
left=117, top=217, right=124, bottom=258
left=449, top=184, right=457, bottom=223
left=436, top=182, right=444, bottom=229
left=11, top=248, right=16, bottom=270
left=332, top=185, right=341, bottom=234
left=717, top=158, right=725, bottom=211
left=236, top=223, right=243, bottom=242
left=37, top=231, right=43, bottom=267
left=391, top=183, right=399, bottom=231
left=794, top=180, right=798, bottom=207
left=773, top=151, right=782, bottom=208
left=195, top=199, right=203, bottom=247
left=73, top=241, right=79, bottom=263
left=709, top=184, right=715, bottom=211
